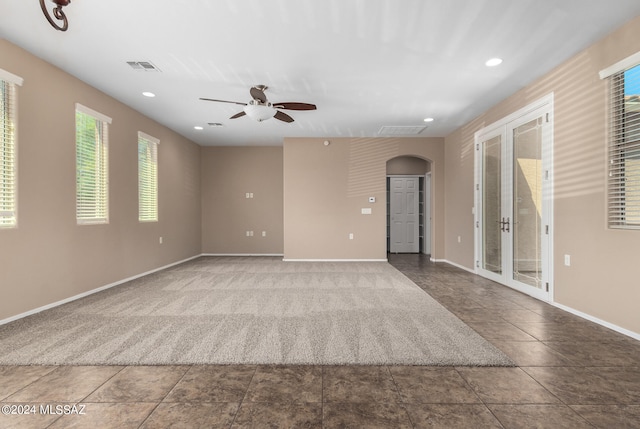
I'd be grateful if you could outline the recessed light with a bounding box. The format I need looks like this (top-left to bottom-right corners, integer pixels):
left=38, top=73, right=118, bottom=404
left=194, top=126, right=204, bottom=130
left=423, top=117, right=434, bottom=122
left=142, top=91, right=156, bottom=97
left=485, top=58, right=503, bottom=67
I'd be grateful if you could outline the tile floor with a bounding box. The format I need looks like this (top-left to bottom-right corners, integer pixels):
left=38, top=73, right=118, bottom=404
left=1, top=254, right=639, bottom=428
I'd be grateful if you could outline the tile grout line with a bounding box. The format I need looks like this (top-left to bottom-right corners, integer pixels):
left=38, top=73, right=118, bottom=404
left=385, top=365, right=417, bottom=429
left=227, top=364, right=258, bottom=428
left=134, top=364, right=192, bottom=429
left=0, top=365, right=58, bottom=402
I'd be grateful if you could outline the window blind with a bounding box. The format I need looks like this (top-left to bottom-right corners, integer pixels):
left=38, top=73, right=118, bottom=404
left=0, top=69, right=22, bottom=228
left=606, top=62, right=640, bottom=228
left=76, top=105, right=110, bottom=224
left=138, top=131, right=159, bottom=222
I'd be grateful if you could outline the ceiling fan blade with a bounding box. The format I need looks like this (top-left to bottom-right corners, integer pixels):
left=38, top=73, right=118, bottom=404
left=274, top=111, right=294, bottom=123
left=250, top=87, right=268, bottom=103
left=272, top=102, right=317, bottom=111
left=230, top=111, right=246, bottom=119
left=199, top=97, right=247, bottom=106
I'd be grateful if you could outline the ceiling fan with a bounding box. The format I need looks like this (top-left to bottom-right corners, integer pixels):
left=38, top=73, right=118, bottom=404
left=200, top=85, right=317, bottom=123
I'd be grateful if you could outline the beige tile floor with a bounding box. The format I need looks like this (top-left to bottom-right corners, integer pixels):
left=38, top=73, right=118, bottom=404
left=1, top=254, right=640, bottom=428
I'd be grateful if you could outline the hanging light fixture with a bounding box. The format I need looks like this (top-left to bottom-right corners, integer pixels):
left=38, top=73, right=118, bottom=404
left=40, top=0, right=72, bottom=31
left=243, top=100, right=277, bottom=122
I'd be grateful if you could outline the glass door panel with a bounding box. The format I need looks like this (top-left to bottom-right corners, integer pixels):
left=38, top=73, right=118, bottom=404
left=482, top=135, right=503, bottom=275
left=512, top=118, right=543, bottom=288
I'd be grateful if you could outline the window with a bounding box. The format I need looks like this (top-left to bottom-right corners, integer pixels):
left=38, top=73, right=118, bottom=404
left=76, top=104, right=111, bottom=224
left=602, top=54, right=640, bottom=229
left=0, top=69, right=22, bottom=229
left=138, top=131, right=159, bottom=222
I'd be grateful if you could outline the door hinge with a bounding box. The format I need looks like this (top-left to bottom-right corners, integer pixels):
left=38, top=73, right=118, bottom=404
left=545, top=282, right=549, bottom=292
left=546, top=113, right=550, bottom=123
left=476, top=143, right=479, bottom=150
left=545, top=225, right=549, bottom=235
left=544, top=170, right=549, bottom=180
left=476, top=221, right=479, bottom=228
left=476, top=184, right=480, bottom=191
left=476, top=260, right=480, bottom=268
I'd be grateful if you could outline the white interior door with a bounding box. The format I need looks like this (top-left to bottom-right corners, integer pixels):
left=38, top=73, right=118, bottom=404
left=390, top=176, right=419, bottom=253
left=476, top=98, right=553, bottom=301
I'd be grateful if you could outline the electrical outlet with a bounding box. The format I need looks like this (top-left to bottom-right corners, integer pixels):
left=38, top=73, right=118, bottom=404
left=564, top=254, right=571, bottom=266
left=349, top=233, right=354, bottom=240
left=262, top=231, right=266, bottom=237
left=457, top=236, right=461, bottom=243
left=159, top=236, right=163, bottom=244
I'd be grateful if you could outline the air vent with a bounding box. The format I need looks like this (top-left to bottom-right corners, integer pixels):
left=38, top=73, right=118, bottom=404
left=208, top=123, right=224, bottom=127
left=126, top=61, right=161, bottom=72
left=378, top=125, right=427, bottom=136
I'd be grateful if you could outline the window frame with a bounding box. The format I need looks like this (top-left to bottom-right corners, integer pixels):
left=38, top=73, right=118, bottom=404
left=0, top=68, right=23, bottom=229
left=601, top=52, right=640, bottom=229
left=138, top=131, right=159, bottom=223
left=75, top=103, right=111, bottom=225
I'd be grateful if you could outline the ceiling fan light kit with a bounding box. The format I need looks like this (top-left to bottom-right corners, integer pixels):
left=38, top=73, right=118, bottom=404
left=244, top=102, right=276, bottom=122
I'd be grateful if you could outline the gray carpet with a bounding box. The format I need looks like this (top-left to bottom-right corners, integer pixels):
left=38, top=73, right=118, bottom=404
left=0, top=257, right=514, bottom=366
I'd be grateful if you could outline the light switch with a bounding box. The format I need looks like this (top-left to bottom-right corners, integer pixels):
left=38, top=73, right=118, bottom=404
left=361, top=208, right=372, bottom=215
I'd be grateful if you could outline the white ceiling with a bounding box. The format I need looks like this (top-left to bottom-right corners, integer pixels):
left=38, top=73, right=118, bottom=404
left=2, top=1, right=640, bottom=146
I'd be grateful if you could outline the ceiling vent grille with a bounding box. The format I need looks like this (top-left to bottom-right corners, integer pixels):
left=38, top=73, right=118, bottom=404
left=378, top=125, right=427, bottom=136
left=126, top=61, right=161, bottom=72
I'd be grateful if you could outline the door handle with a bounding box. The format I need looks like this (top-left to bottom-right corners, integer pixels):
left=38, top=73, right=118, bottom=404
left=498, top=217, right=511, bottom=232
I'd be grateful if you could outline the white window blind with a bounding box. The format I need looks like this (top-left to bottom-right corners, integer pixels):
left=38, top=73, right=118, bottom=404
left=0, top=69, right=22, bottom=229
left=76, top=104, right=111, bottom=224
left=604, top=60, right=640, bottom=229
left=138, top=131, right=159, bottom=222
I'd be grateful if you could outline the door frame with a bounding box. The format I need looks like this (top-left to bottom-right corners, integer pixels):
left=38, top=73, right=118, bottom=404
left=474, top=93, right=555, bottom=302
left=387, top=174, right=431, bottom=254
left=388, top=175, right=420, bottom=253
left=424, top=172, right=432, bottom=255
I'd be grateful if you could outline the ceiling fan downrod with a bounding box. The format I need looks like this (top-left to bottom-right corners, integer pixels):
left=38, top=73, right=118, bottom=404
left=40, top=0, right=71, bottom=31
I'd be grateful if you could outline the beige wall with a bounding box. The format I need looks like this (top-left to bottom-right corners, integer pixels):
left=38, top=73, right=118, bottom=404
left=444, top=15, right=640, bottom=334
left=201, top=146, right=283, bottom=254
left=0, top=40, right=202, bottom=321
left=283, top=137, right=444, bottom=260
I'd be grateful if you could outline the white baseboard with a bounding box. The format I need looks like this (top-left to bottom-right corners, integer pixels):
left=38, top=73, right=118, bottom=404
left=433, top=260, right=640, bottom=341
left=552, top=302, right=640, bottom=341
left=0, top=254, right=201, bottom=326
left=433, top=260, right=639, bottom=341
left=282, top=259, right=388, bottom=262
left=202, top=253, right=284, bottom=257
left=6, top=253, right=637, bottom=343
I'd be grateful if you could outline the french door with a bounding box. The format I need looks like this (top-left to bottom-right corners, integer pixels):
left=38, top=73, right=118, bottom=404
left=475, top=98, right=553, bottom=301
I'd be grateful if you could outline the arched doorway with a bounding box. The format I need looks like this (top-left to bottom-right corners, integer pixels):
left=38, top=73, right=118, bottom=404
left=386, top=156, right=432, bottom=255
